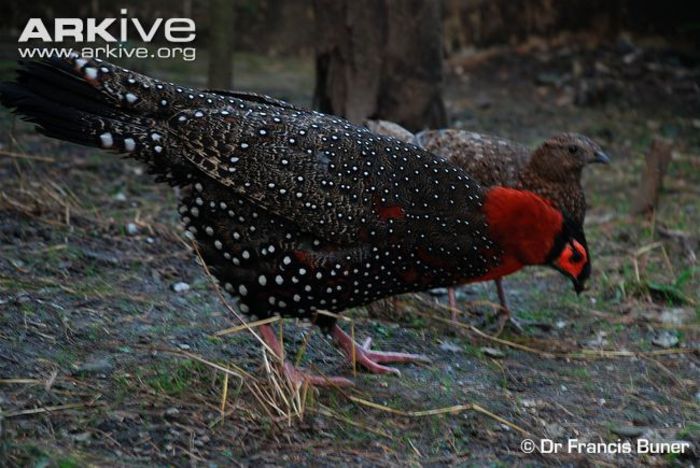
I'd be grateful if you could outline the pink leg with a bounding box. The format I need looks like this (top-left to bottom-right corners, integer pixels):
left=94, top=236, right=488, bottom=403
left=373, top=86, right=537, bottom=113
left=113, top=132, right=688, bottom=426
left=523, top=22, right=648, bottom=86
left=331, top=325, right=431, bottom=376
left=496, top=279, right=509, bottom=316
left=448, top=287, right=458, bottom=321
left=494, top=279, right=523, bottom=334
left=259, top=324, right=354, bottom=387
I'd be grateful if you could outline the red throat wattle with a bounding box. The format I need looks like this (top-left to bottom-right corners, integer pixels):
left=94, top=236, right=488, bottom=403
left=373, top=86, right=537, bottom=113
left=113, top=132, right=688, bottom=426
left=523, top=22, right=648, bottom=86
left=471, top=187, right=565, bottom=282
left=555, top=239, right=588, bottom=279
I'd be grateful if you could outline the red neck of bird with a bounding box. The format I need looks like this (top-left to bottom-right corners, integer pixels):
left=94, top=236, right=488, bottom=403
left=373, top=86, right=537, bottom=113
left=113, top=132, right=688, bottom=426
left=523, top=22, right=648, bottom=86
left=476, top=186, right=564, bottom=280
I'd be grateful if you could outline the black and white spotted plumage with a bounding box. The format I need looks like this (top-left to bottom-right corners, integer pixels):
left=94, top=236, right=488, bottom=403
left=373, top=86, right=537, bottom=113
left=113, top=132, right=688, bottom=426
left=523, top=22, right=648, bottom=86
left=1, top=56, right=507, bottom=329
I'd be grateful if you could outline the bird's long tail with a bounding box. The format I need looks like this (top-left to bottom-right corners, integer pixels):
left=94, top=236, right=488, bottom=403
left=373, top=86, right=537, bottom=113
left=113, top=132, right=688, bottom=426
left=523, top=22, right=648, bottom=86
left=1, top=58, right=156, bottom=151
left=0, top=55, right=211, bottom=182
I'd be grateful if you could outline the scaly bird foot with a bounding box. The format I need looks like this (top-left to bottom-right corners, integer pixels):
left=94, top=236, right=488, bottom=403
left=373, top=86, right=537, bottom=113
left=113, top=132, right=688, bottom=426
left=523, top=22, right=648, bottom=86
left=259, top=323, right=354, bottom=387
left=494, top=311, right=525, bottom=336
left=280, top=362, right=354, bottom=388
left=331, top=325, right=431, bottom=376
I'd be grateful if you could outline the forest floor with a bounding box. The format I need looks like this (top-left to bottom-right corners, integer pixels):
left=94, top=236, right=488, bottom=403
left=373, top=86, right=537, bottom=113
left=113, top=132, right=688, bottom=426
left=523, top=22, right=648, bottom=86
left=1, top=37, right=699, bottom=467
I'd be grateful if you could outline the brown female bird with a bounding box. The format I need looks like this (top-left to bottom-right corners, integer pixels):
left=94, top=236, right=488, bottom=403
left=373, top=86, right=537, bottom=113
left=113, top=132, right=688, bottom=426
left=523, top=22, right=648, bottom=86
left=368, top=121, right=608, bottom=330
left=1, top=57, right=589, bottom=386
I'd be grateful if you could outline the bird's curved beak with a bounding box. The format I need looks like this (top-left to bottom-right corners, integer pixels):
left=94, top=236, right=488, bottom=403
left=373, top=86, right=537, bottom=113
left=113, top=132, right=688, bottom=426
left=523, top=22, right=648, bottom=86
left=551, top=262, right=587, bottom=295
left=590, top=150, right=610, bottom=164
left=571, top=277, right=585, bottom=295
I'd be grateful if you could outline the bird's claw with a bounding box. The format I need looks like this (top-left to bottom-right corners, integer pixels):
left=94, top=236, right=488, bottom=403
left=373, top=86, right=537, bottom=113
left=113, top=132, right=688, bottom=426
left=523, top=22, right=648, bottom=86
left=332, top=325, right=431, bottom=376
left=281, top=362, right=355, bottom=388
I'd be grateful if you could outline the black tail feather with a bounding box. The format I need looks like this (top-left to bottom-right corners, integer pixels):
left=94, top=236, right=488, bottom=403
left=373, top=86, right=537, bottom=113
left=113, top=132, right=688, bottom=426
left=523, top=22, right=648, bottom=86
left=0, top=59, right=156, bottom=154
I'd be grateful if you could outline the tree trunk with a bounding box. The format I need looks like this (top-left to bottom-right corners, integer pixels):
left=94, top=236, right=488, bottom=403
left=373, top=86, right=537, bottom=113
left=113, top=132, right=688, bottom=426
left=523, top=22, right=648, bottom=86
left=632, top=137, right=673, bottom=216
left=313, top=0, right=447, bottom=131
left=208, top=0, right=234, bottom=89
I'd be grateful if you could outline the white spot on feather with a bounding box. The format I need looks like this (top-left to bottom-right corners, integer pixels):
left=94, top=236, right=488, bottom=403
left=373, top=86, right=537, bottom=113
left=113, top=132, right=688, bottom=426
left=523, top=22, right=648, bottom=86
left=84, top=67, right=98, bottom=80
left=123, top=138, right=135, bottom=152
left=99, top=132, right=113, bottom=148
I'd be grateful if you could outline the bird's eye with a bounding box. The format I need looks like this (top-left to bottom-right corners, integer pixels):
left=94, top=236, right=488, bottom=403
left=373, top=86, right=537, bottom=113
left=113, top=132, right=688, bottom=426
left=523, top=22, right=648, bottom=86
left=570, top=249, right=582, bottom=263
left=568, top=145, right=578, bottom=154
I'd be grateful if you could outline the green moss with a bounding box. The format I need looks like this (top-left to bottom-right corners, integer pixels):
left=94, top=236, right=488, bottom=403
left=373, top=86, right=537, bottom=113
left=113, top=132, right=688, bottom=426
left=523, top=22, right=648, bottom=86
left=142, top=359, right=215, bottom=396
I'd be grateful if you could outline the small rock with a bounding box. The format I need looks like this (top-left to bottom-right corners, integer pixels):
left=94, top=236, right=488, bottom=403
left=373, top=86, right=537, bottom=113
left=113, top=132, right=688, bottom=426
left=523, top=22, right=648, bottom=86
left=165, top=407, right=180, bottom=416
left=16, top=292, right=31, bottom=304
left=546, top=423, right=565, bottom=439
left=536, top=72, right=562, bottom=86
left=652, top=330, right=679, bottom=348
left=82, top=249, right=119, bottom=265
left=171, top=282, right=190, bottom=293
left=584, top=331, right=608, bottom=348
left=594, top=61, right=611, bottom=74
left=178, top=343, right=191, bottom=350
left=610, top=425, right=649, bottom=437
left=146, top=237, right=155, bottom=244
left=623, top=51, right=641, bottom=65
left=113, top=192, right=127, bottom=202
left=555, top=320, right=567, bottom=329
left=77, top=357, right=114, bottom=375
left=480, top=347, right=505, bottom=358
left=73, top=432, right=91, bottom=442
left=439, top=341, right=461, bottom=353
left=658, top=308, right=693, bottom=326
left=521, top=399, right=537, bottom=408
left=126, top=222, right=139, bottom=235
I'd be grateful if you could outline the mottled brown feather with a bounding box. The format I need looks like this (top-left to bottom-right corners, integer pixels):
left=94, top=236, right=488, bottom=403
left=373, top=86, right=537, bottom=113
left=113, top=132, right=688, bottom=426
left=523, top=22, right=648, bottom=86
left=368, top=120, right=606, bottom=226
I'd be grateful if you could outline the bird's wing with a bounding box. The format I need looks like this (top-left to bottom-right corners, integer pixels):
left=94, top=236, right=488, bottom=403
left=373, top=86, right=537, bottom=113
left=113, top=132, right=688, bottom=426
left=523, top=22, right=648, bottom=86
left=167, top=103, right=488, bottom=249
left=204, top=89, right=304, bottom=111
left=6, top=56, right=488, bottom=255
left=416, top=129, right=530, bottom=187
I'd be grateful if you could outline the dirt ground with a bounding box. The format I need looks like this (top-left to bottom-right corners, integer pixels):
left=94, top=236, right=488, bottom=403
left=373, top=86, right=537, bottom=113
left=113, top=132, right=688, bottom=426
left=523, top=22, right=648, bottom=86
left=1, top=37, right=699, bottom=467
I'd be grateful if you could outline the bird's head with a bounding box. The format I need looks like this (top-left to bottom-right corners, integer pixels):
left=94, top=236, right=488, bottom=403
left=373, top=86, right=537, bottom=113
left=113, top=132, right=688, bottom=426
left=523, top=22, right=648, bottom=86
left=545, top=219, right=590, bottom=294
left=483, top=187, right=591, bottom=294
left=530, top=133, right=609, bottom=182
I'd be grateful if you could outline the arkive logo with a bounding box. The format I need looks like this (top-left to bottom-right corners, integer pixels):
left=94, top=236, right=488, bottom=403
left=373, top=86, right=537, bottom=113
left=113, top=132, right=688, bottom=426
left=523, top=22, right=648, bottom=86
left=18, top=9, right=196, bottom=43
